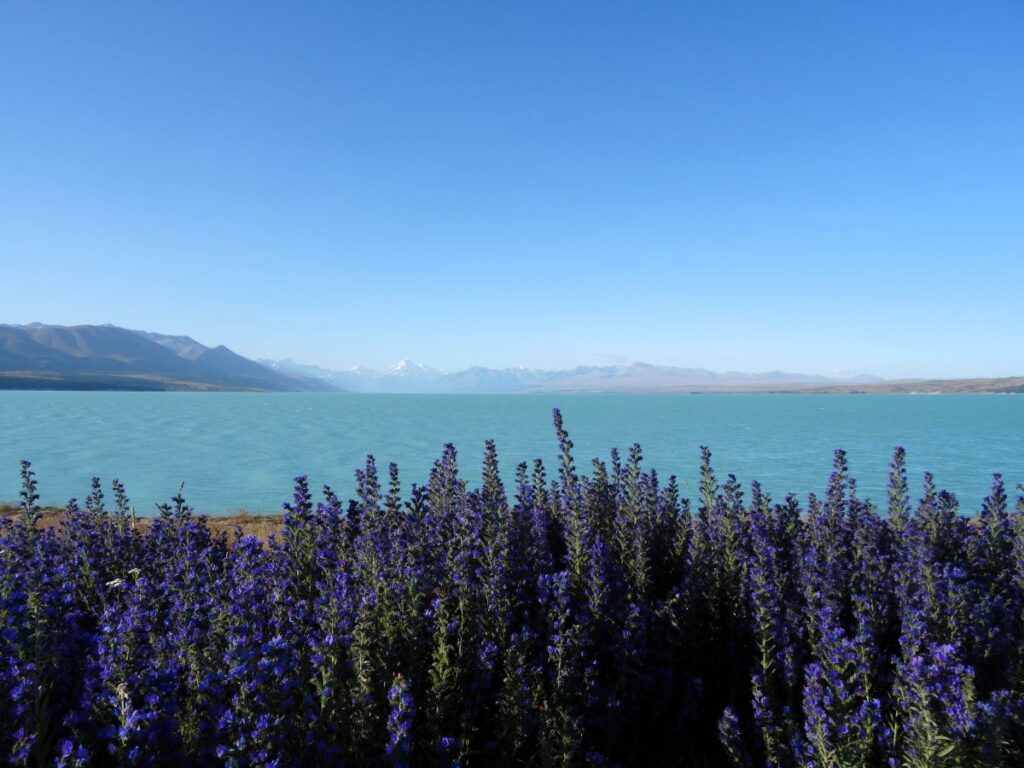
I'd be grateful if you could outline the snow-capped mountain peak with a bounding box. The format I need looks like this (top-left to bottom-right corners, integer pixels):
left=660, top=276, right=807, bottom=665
left=386, top=359, right=442, bottom=379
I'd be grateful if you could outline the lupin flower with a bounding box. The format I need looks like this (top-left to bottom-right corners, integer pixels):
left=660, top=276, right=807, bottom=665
left=801, top=606, right=881, bottom=766
left=385, top=673, right=414, bottom=766
left=890, top=641, right=977, bottom=767
left=2, top=419, right=1021, bottom=765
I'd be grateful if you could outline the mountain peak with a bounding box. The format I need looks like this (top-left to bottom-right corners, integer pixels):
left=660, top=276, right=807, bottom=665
left=387, top=359, right=441, bottom=378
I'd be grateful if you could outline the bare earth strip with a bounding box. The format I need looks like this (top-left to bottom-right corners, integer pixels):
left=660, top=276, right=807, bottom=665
left=765, top=376, right=1024, bottom=395
left=0, top=504, right=284, bottom=540
left=571, top=376, right=1024, bottom=395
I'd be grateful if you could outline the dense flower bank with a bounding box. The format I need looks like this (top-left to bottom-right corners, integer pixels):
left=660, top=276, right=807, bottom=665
left=2, top=409, right=1024, bottom=767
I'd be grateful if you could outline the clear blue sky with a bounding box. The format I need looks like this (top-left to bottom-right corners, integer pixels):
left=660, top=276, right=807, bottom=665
left=2, top=1, right=1021, bottom=378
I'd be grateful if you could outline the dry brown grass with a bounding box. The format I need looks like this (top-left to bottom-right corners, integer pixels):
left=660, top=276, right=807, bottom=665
left=0, top=503, right=283, bottom=541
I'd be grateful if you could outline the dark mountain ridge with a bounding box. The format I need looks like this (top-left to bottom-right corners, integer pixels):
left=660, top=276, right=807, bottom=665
left=0, top=324, right=328, bottom=392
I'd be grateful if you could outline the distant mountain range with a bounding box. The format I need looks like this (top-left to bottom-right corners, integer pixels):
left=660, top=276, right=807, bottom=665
left=2, top=323, right=1019, bottom=394
left=260, top=357, right=885, bottom=393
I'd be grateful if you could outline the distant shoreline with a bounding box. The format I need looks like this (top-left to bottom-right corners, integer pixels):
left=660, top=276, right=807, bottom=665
left=1, top=375, right=1022, bottom=395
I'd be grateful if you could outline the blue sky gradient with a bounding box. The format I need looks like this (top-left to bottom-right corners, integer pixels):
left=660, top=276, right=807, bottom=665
left=2, top=1, right=1022, bottom=377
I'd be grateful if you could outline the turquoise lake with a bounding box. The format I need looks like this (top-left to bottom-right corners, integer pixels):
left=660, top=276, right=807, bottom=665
left=0, top=391, right=1021, bottom=515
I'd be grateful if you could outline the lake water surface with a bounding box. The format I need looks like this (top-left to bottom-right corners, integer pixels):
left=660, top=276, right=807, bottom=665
left=0, top=392, right=1021, bottom=515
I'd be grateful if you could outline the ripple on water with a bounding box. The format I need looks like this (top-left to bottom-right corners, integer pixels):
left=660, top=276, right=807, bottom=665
left=0, top=392, right=1020, bottom=515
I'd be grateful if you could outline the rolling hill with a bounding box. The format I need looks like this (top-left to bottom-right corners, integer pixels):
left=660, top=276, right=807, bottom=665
left=0, top=324, right=329, bottom=392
